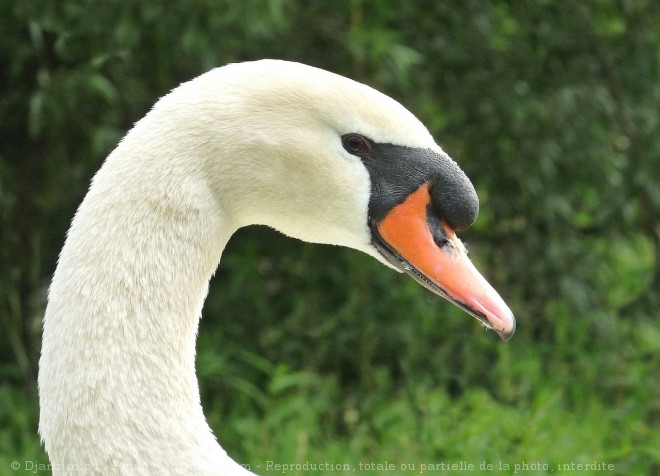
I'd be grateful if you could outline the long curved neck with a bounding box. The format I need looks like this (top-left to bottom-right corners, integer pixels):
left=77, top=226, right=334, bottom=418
left=38, top=120, right=254, bottom=474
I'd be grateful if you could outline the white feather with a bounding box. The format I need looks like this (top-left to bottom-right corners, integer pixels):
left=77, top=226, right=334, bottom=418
left=39, top=60, right=438, bottom=475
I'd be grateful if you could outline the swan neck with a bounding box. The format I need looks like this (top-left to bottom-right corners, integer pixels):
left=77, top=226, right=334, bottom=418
left=38, top=134, right=250, bottom=473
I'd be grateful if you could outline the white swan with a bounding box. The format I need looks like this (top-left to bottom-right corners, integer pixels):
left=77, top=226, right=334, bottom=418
left=39, top=60, right=515, bottom=475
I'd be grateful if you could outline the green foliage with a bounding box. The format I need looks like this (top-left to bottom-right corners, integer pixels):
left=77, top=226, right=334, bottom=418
left=1, top=0, right=659, bottom=474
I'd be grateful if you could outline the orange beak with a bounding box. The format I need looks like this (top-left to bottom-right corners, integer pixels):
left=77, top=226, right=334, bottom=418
left=373, top=183, right=515, bottom=340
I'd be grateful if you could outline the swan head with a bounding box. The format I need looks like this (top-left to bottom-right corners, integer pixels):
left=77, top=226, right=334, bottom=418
left=180, top=60, right=515, bottom=339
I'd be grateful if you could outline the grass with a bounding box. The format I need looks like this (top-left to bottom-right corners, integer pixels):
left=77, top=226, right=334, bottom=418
left=2, top=235, right=657, bottom=476
left=1, top=348, right=657, bottom=476
left=223, top=367, right=656, bottom=475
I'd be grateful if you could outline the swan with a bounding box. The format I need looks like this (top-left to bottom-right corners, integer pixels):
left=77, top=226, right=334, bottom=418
left=38, top=59, right=515, bottom=475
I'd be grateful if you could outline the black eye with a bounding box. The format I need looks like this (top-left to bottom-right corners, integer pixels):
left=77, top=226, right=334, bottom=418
left=342, top=134, right=369, bottom=155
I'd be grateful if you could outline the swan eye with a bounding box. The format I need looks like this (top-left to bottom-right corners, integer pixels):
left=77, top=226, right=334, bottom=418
left=342, top=134, right=369, bottom=155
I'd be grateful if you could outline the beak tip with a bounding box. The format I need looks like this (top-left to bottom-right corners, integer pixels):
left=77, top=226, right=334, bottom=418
left=496, top=315, right=516, bottom=342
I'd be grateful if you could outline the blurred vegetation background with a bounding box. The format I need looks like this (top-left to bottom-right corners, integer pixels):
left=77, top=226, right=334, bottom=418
left=1, top=0, right=658, bottom=475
